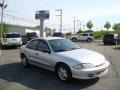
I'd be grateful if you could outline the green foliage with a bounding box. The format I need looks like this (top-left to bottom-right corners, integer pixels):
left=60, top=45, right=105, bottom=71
left=45, top=26, right=52, bottom=36
left=77, top=29, right=82, bottom=34
left=0, top=23, right=9, bottom=37
left=93, top=31, right=106, bottom=40
left=104, top=21, right=111, bottom=32
left=86, top=20, right=93, bottom=30
left=35, top=25, right=40, bottom=29
left=113, top=23, right=120, bottom=31
left=93, top=30, right=120, bottom=40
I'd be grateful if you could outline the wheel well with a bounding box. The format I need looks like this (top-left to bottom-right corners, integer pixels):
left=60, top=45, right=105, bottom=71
left=87, top=38, right=92, bottom=40
left=21, top=53, right=25, bottom=58
left=72, top=37, right=77, bottom=40
left=55, top=62, right=70, bottom=72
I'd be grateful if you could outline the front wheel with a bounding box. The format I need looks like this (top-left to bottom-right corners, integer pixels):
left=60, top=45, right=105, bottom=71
left=56, top=64, right=72, bottom=82
left=87, top=38, right=92, bottom=42
left=21, top=55, right=28, bottom=67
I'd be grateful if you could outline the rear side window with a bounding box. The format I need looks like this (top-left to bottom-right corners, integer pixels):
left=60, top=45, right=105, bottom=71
left=26, top=40, right=39, bottom=50
left=6, top=34, right=20, bottom=38
left=90, top=34, right=93, bottom=36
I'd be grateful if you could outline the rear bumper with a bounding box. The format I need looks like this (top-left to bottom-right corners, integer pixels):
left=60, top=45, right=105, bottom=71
left=71, top=60, right=109, bottom=79
left=4, top=42, right=22, bottom=46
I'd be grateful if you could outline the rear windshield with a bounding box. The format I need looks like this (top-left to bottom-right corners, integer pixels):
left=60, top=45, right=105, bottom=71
left=6, top=34, right=20, bottom=38
left=90, top=34, right=94, bottom=36
left=27, top=33, right=38, bottom=37
left=53, top=33, right=63, bottom=37
left=104, top=34, right=114, bottom=38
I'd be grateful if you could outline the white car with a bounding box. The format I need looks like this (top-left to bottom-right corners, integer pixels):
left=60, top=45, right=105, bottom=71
left=70, top=33, right=94, bottom=42
left=4, top=33, right=22, bottom=46
left=20, top=37, right=109, bottom=82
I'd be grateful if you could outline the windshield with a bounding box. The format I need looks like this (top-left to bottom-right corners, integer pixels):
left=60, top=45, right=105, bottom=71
left=6, top=34, right=20, bottom=38
left=104, top=34, right=114, bottom=38
left=27, top=33, right=38, bottom=37
left=49, top=39, right=80, bottom=52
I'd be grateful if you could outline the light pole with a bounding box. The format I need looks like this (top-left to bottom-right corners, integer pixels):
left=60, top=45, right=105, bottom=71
left=55, top=9, right=62, bottom=33
left=73, top=17, right=76, bottom=34
left=0, top=0, right=7, bottom=44
left=83, top=24, right=85, bottom=31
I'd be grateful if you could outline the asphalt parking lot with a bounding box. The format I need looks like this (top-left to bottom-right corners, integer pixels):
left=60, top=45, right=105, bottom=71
left=0, top=42, right=120, bottom=90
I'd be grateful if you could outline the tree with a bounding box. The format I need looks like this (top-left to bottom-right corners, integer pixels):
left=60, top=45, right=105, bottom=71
left=35, top=25, right=40, bottom=29
left=113, top=23, right=120, bottom=31
left=0, top=23, right=9, bottom=37
left=45, top=27, right=52, bottom=36
left=86, top=20, right=93, bottom=30
left=77, top=29, right=82, bottom=34
left=104, top=21, right=111, bottom=32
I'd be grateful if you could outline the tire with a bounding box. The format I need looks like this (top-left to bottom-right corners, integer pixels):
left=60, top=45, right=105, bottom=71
left=21, top=55, right=28, bottom=67
left=104, top=42, right=106, bottom=45
left=56, top=64, right=72, bottom=82
left=114, top=40, right=117, bottom=45
left=87, top=38, right=92, bottom=42
left=72, top=38, right=77, bottom=42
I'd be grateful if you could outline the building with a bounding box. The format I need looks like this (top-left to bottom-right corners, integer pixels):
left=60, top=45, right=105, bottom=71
left=8, top=26, right=46, bottom=37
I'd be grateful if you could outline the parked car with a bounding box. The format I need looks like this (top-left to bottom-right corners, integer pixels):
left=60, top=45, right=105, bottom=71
left=53, top=32, right=63, bottom=37
left=3, top=32, right=22, bottom=46
left=20, top=37, right=109, bottom=82
left=103, top=33, right=120, bottom=45
left=26, top=32, right=38, bottom=41
left=21, top=32, right=38, bottom=45
left=70, top=33, right=94, bottom=42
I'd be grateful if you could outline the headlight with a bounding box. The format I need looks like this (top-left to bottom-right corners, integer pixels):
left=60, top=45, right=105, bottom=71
left=73, top=63, right=94, bottom=69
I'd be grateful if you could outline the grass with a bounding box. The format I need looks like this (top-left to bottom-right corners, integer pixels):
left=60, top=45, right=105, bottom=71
left=93, top=30, right=120, bottom=40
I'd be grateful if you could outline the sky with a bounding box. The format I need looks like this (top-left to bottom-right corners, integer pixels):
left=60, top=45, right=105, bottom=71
left=2, top=0, right=120, bottom=32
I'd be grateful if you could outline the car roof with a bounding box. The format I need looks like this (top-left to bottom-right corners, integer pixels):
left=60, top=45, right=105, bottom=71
left=34, top=37, right=64, bottom=41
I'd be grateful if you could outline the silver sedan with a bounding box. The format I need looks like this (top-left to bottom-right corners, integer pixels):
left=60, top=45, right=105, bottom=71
left=20, top=37, right=109, bottom=82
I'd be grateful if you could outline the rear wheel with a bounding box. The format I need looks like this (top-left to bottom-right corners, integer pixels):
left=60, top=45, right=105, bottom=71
left=56, top=64, right=72, bottom=82
left=72, top=38, right=77, bottom=42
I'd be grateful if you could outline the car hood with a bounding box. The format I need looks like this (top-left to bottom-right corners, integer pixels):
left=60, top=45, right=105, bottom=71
left=56, top=49, right=105, bottom=66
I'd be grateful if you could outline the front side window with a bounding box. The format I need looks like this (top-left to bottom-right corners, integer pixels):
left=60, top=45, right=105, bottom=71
left=37, top=40, right=50, bottom=52
left=26, top=40, right=39, bottom=50
left=49, top=39, right=80, bottom=52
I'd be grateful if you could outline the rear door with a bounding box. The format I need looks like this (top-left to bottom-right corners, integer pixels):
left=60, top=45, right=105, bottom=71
left=25, top=39, right=39, bottom=62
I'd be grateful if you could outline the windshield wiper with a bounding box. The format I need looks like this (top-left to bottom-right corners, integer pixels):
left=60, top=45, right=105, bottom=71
left=55, top=49, right=68, bottom=52
left=70, top=48, right=80, bottom=50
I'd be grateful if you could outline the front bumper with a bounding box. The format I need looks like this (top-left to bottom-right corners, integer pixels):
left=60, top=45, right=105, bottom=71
left=71, top=60, right=109, bottom=79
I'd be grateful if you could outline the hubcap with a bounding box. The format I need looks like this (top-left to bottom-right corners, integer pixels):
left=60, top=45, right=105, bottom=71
left=73, top=39, right=76, bottom=42
left=58, top=67, right=68, bottom=80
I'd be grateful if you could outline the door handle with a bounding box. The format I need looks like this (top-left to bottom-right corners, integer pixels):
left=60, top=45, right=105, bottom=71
left=35, top=53, right=39, bottom=55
